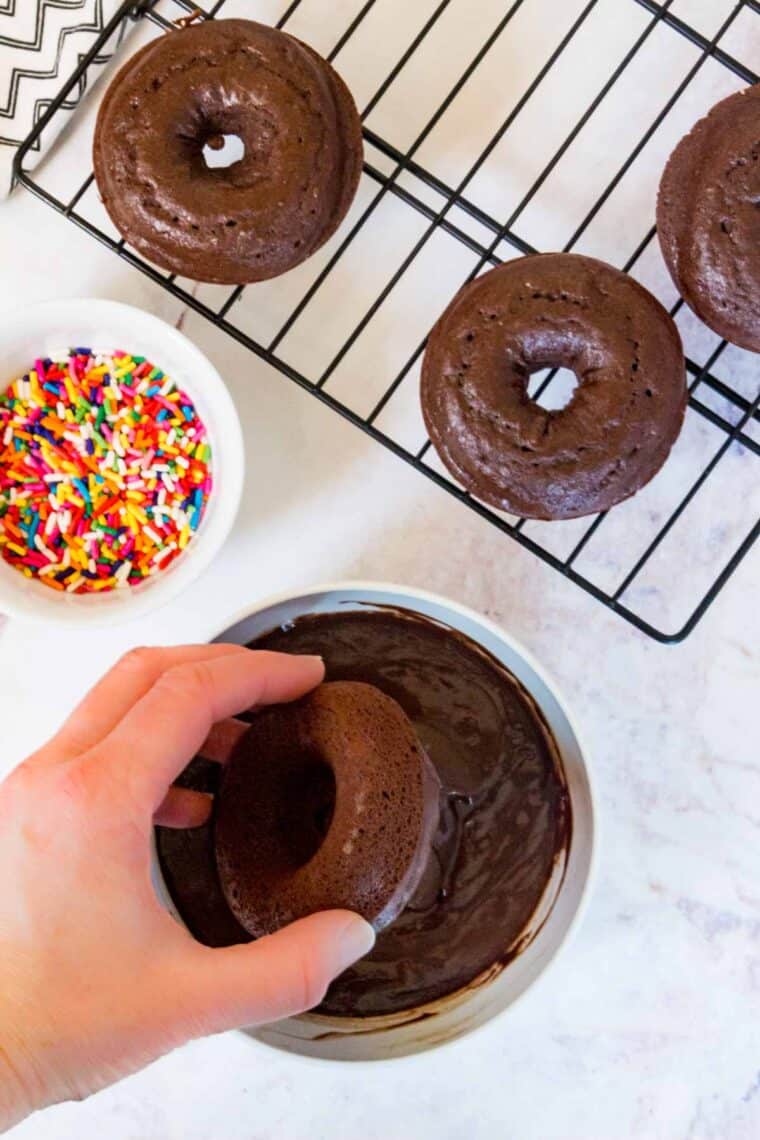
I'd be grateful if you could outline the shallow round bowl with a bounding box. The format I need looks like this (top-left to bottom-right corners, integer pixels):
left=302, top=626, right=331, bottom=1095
left=153, top=580, right=596, bottom=1061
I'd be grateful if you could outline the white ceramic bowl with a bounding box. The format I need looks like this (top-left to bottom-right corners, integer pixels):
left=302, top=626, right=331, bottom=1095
left=153, top=581, right=596, bottom=1061
left=0, top=298, right=244, bottom=624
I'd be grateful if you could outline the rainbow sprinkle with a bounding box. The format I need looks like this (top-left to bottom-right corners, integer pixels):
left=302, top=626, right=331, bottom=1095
left=0, top=349, right=212, bottom=594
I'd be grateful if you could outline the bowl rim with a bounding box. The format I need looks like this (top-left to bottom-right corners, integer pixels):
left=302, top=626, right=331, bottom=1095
left=186, top=578, right=599, bottom=1061
left=0, top=296, right=245, bottom=625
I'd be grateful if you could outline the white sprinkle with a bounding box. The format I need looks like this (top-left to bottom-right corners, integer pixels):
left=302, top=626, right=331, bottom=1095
left=162, top=474, right=175, bottom=493
left=43, top=473, right=68, bottom=483
left=153, top=542, right=176, bottom=565
left=143, top=525, right=163, bottom=546
left=174, top=455, right=189, bottom=469
left=3, top=426, right=11, bottom=446
left=56, top=401, right=66, bottom=419
left=116, top=560, right=132, bottom=583
left=34, top=535, right=56, bottom=562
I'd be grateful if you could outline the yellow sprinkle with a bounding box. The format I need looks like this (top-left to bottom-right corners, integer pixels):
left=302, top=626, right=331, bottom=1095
left=7, top=541, right=26, bottom=557
left=178, top=525, right=191, bottom=551
left=90, top=578, right=116, bottom=591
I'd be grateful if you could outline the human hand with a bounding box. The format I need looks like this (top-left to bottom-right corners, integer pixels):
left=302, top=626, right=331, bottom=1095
left=0, top=645, right=375, bottom=1130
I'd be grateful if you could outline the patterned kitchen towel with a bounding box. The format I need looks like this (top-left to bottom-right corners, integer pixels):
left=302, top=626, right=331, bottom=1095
left=0, top=0, right=131, bottom=195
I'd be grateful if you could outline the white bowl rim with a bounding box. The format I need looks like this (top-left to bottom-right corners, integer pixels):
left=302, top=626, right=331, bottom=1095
left=187, top=578, right=599, bottom=1061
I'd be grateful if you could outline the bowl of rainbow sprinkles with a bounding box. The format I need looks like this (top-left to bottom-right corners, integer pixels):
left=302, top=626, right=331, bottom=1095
left=0, top=298, right=243, bottom=624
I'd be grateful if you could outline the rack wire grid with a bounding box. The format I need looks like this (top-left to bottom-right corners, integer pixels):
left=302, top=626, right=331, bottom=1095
left=12, top=0, right=760, bottom=642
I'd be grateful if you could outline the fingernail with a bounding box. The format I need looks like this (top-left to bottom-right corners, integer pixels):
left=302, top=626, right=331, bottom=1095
left=332, top=914, right=376, bottom=975
left=302, top=654, right=324, bottom=664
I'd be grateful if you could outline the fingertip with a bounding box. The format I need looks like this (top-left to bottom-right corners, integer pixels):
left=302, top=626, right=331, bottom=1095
left=317, top=909, right=376, bottom=975
left=154, top=786, right=213, bottom=828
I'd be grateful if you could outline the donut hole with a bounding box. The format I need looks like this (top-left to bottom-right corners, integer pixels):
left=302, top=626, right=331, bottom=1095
left=202, top=132, right=246, bottom=169
left=276, top=751, right=337, bottom=868
left=527, top=367, right=579, bottom=411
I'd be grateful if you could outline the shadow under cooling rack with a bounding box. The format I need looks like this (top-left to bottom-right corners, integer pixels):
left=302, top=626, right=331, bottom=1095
left=12, top=0, right=760, bottom=642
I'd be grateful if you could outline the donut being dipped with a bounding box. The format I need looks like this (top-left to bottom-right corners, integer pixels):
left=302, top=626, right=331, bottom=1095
left=211, top=682, right=441, bottom=937
left=93, top=19, right=363, bottom=284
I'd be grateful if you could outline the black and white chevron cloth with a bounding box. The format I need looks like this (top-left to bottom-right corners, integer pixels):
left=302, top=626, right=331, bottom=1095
left=1, top=0, right=129, bottom=193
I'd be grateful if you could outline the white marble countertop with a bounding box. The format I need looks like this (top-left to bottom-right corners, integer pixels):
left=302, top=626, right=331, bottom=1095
left=2, top=1, right=759, bottom=1137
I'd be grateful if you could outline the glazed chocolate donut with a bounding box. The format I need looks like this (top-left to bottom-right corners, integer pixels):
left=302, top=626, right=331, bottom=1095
left=213, top=682, right=440, bottom=936
left=93, top=19, right=363, bottom=284
left=420, top=253, right=686, bottom=520
left=657, top=84, right=760, bottom=352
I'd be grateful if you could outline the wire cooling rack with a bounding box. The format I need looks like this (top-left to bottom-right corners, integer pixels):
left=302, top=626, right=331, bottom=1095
left=12, top=0, right=760, bottom=642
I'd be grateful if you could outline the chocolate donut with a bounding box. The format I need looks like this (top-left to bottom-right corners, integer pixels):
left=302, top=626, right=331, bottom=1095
left=214, top=682, right=440, bottom=936
left=657, top=84, right=760, bottom=352
left=93, top=19, right=363, bottom=284
left=420, top=253, right=686, bottom=520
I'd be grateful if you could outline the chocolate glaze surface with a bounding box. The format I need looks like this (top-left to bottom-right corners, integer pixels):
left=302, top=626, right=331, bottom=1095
left=93, top=19, right=362, bottom=284
left=657, top=84, right=760, bottom=352
left=156, top=608, right=570, bottom=1017
left=421, top=253, right=686, bottom=520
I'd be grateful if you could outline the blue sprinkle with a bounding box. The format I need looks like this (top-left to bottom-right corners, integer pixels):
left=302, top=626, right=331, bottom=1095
left=73, top=477, right=91, bottom=502
left=85, top=438, right=95, bottom=455
left=182, top=405, right=193, bottom=421
left=193, top=488, right=203, bottom=508
left=28, top=513, right=40, bottom=545
left=155, top=449, right=163, bottom=457
left=73, top=347, right=91, bottom=356
left=13, top=438, right=22, bottom=451
left=43, top=382, right=61, bottom=395
left=156, top=409, right=169, bottom=422
left=190, top=506, right=201, bottom=530
left=56, top=567, right=75, bottom=582
left=94, top=474, right=104, bottom=485
left=145, top=385, right=161, bottom=397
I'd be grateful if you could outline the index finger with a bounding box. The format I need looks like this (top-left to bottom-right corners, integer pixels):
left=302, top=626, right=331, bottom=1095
left=28, top=644, right=248, bottom=766
left=87, top=650, right=324, bottom=811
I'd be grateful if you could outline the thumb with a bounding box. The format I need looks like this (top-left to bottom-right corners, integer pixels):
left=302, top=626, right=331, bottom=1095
left=186, top=910, right=376, bottom=1034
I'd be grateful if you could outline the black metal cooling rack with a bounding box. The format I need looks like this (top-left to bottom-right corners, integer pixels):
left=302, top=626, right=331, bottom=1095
left=12, top=0, right=760, bottom=642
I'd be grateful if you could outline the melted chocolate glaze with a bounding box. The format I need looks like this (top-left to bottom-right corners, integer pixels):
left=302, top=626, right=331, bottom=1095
left=156, top=607, right=570, bottom=1017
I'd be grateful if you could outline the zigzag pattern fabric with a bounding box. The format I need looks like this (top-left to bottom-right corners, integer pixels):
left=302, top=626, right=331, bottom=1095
left=0, top=0, right=127, bottom=193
